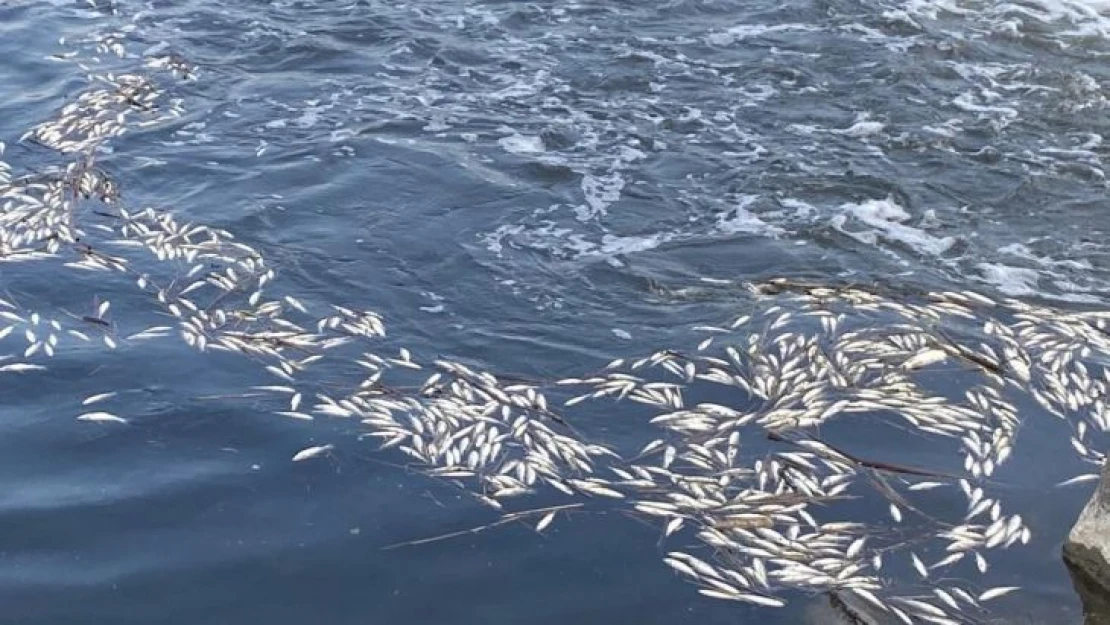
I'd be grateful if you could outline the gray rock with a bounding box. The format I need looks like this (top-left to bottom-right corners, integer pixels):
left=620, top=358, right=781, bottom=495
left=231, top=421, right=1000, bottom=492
left=1065, top=556, right=1110, bottom=625
left=1065, top=458, right=1110, bottom=625
left=803, top=591, right=899, bottom=625
left=806, top=587, right=1078, bottom=624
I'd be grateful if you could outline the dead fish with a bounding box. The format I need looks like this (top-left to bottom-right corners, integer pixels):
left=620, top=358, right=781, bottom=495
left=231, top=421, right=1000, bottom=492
left=77, top=411, right=127, bottom=424
left=292, top=443, right=334, bottom=462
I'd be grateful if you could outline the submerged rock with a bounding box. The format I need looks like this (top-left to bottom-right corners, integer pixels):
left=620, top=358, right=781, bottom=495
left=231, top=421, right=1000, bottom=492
left=804, top=591, right=898, bottom=625
left=1066, top=461, right=1110, bottom=625
left=1066, top=556, right=1110, bottom=625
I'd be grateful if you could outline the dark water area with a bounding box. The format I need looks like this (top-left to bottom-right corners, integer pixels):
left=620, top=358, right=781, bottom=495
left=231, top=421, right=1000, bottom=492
left=2, top=0, right=1110, bottom=623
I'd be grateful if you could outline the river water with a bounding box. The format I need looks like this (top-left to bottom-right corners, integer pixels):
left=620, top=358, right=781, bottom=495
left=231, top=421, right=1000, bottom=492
left=2, top=0, right=1110, bottom=623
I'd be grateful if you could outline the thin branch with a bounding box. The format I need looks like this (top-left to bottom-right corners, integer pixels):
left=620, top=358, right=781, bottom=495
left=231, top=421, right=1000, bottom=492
left=381, top=503, right=584, bottom=550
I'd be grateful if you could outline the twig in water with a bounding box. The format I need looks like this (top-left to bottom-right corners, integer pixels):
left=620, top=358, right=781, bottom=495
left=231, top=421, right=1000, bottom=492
left=381, top=503, right=584, bottom=550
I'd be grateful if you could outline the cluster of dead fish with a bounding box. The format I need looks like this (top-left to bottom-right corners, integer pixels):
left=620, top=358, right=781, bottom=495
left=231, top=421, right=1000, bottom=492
left=2, top=18, right=1109, bottom=625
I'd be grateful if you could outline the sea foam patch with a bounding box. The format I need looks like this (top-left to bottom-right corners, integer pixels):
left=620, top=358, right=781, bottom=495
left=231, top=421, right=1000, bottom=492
left=832, top=198, right=957, bottom=258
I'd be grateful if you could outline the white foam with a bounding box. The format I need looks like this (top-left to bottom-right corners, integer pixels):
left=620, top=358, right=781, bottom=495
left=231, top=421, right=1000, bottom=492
left=1051, top=280, right=1103, bottom=303
left=715, top=196, right=785, bottom=238
left=999, top=242, right=1094, bottom=271
left=838, top=113, right=886, bottom=138
left=597, top=232, right=675, bottom=255
left=841, top=120, right=886, bottom=137
left=780, top=198, right=816, bottom=217
left=498, top=134, right=545, bottom=155
left=835, top=197, right=956, bottom=257
left=737, top=83, right=778, bottom=106
left=480, top=224, right=523, bottom=257
left=846, top=197, right=910, bottom=223
left=479, top=222, right=678, bottom=268
left=1014, top=0, right=1110, bottom=36
left=706, top=23, right=820, bottom=46
left=479, top=222, right=595, bottom=260
left=575, top=171, right=625, bottom=221
left=977, top=262, right=1041, bottom=296
left=423, top=117, right=451, bottom=132
left=294, top=107, right=320, bottom=128
left=902, top=0, right=1110, bottom=39
left=789, top=113, right=886, bottom=140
